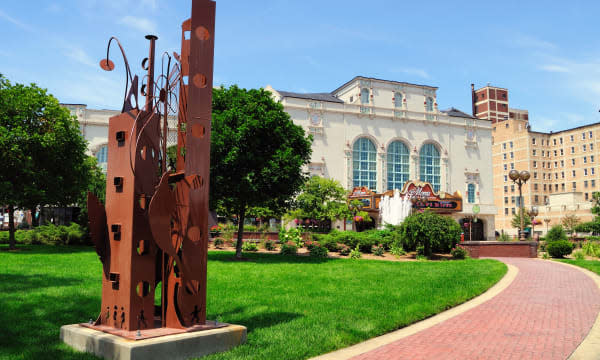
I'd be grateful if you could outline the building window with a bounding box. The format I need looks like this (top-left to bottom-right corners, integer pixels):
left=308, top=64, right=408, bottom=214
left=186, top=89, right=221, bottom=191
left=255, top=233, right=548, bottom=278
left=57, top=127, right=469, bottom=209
left=571, top=147, right=575, bottom=154
left=583, top=132, right=586, bottom=140
left=583, top=144, right=587, bottom=152
left=511, top=185, right=515, bottom=192
left=562, top=171, right=565, bottom=178
left=419, top=143, right=441, bottom=192
left=560, top=137, right=563, bottom=144
left=426, top=97, right=434, bottom=112
left=591, top=143, right=594, bottom=151
left=534, top=183, right=538, bottom=190
left=532, top=138, right=536, bottom=145
left=593, top=168, right=596, bottom=175
left=534, top=172, right=538, bottom=179
left=503, top=143, right=506, bottom=150
left=553, top=139, right=557, bottom=146
left=387, top=141, right=410, bottom=190
left=585, top=169, right=589, bottom=176
left=590, top=131, right=593, bottom=138
left=505, top=208, right=509, bottom=215
left=504, top=164, right=508, bottom=171
left=504, top=196, right=508, bottom=204
left=534, top=195, right=539, bottom=203
left=467, top=184, right=476, bottom=203
left=585, top=180, right=589, bottom=188
left=503, top=153, right=507, bottom=160
left=533, top=161, right=537, bottom=168
left=573, top=170, right=576, bottom=177
left=512, top=208, right=516, bottom=215
left=586, top=193, right=590, bottom=201
left=511, top=163, right=515, bottom=170
left=543, top=184, right=547, bottom=191
left=562, top=183, right=565, bottom=191
left=573, top=182, right=577, bottom=190
left=572, top=159, right=576, bottom=166
left=593, top=180, right=596, bottom=187
left=592, top=155, right=595, bottom=163
left=353, top=138, right=377, bottom=190
left=95, top=145, right=108, bottom=170
left=394, top=92, right=403, bottom=108
left=360, top=88, right=370, bottom=104
left=560, top=149, right=564, bottom=156
left=510, top=141, right=514, bottom=148
left=584, top=156, right=588, bottom=164
left=510, top=152, right=514, bottom=159
left=504, top=185, right=508, bottom=193
left=533, top=149, right=537, bottom=156
left=554, top=150, right=557, bottom=156
left=571, top=135, right=574, bottom=142
left=504, top=175, right=508, bottom=182
left=555, top=173, right=559, bottom=179
left=511, top=196, right=515, bottom=204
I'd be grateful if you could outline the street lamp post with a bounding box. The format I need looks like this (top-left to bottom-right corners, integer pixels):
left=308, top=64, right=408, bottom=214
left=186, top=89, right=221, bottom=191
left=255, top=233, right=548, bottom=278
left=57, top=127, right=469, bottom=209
left=509, top=169, right=531, bottom=241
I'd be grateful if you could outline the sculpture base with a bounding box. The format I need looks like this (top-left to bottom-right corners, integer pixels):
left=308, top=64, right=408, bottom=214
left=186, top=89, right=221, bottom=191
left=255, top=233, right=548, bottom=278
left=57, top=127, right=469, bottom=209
left=60, top=323, right=246, bottom=360
left=80, top=320, right=227, bottom=340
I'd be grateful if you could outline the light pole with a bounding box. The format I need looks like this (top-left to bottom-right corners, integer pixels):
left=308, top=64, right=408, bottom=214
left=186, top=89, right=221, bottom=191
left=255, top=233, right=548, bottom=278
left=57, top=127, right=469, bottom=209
left=529, top=206, right=539, bottom=240
left=509, top=169, right=531, bottom=241
left=544, top=218, right=551, bottom=233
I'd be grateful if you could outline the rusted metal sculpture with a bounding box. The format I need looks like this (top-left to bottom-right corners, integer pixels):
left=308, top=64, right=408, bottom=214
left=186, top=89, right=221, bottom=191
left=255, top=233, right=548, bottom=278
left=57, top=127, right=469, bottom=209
left=83, top=0, right=218, bottom=340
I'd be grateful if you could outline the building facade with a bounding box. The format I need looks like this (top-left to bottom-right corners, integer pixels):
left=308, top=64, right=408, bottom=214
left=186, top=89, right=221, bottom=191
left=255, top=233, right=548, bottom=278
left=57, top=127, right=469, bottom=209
left=267, top=76, right=497, bottom=239
left=62, top=104, right=177, bottom=172
left=480, top=85, right=599, bottom=235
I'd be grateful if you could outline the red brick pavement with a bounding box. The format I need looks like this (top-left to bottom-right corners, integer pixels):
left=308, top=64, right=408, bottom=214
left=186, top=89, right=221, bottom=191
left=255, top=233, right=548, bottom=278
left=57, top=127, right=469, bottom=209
left=353, top=258, right=600, bottom=360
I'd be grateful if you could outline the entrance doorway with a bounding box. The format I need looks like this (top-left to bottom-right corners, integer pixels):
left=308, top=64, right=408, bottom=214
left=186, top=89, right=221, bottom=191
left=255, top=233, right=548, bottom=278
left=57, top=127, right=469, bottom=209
left=460, top=218, right=485, bottom=241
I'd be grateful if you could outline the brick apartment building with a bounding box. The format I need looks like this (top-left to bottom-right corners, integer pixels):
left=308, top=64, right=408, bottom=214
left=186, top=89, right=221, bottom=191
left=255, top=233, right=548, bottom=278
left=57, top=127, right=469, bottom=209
left=477, top=85, right=598, bottom=235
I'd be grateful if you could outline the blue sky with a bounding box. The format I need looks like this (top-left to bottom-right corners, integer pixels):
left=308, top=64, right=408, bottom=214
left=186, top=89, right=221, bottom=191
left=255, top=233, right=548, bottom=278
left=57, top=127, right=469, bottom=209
left=1, top=0, right=599, bottom=132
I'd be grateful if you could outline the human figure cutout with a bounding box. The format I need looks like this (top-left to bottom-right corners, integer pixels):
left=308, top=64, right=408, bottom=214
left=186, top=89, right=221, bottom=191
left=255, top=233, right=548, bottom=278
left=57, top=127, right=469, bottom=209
left=138, top=310, right=147, bottom=329
left=105, top=306, right=110, bottom=322
left=120, top=307, right=125, bottom=328
left=113, top=305, right=118, bottom=326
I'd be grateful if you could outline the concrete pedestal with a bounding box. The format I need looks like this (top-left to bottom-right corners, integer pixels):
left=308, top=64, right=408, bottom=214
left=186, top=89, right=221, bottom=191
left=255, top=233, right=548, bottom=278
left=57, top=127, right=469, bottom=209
left=60, top=324, right=246, bottom=360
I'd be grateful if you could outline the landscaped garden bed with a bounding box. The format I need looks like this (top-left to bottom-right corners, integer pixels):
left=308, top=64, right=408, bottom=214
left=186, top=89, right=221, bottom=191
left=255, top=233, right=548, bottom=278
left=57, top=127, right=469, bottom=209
left=0, top=245, right=506, bottom=360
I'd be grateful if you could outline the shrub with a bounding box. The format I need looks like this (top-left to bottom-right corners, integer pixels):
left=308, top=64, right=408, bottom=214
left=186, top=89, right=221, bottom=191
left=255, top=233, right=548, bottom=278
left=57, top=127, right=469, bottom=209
left=582, top=241, right=600, bottom=257
left=574, top=250, right=585, bottom=260
left=373, top=245, right=385, bottom=256
left=263, top=239, right=276, bottom=251
left=338, top=244, right=351, bottom=256
left=398, top=210, right=460, bottom=255
left=309, top=243, right=328, bottom=258
left=498, top=233, right=510, bottom=242
left=546, top=225, right=568, bottom=243
left=416, top=245, right=425, bottom=256
left=389, top=245, right=406, bottom=257
left=451, top=246, right=468, bottom=259
left=539, top=241, right=546, bottom=252
left=542, top=252, right=549, bottom=259
left=546, top=240, right=574, bottom=258
left=280, top=241, right=298, bottom=256
left=279, top=227, right=303, bottom=247
left=242, top=241, right=258, bottom=252
left=213, top=237, right=224, bottom=248
left=349, top=245, right=361, bottom=259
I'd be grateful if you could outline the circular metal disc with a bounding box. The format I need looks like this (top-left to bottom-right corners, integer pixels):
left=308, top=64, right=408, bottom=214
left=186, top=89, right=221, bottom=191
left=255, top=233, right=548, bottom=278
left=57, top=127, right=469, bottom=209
left=99, top=59, right=115, bottom=71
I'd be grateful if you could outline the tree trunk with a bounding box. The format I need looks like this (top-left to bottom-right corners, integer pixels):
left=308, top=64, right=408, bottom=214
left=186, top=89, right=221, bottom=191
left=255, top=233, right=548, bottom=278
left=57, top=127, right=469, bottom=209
left=235, top=206, right=246, bottom=259
left=8, top=205, right=16, bottom=250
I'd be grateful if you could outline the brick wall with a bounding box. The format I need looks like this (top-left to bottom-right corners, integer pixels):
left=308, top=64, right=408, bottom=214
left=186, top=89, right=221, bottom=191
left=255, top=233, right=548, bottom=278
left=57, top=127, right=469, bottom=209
left=462, top=241, right=538, bottom=258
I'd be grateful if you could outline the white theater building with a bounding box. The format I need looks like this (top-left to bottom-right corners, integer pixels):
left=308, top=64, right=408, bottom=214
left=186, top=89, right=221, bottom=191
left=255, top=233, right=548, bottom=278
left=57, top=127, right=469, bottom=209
left=267, top=76, right=496, bottom=240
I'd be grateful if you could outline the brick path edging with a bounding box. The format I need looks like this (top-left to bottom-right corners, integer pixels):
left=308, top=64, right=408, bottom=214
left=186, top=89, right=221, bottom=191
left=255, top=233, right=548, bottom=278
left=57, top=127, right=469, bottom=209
left=311, top=261, right=518, bottom=360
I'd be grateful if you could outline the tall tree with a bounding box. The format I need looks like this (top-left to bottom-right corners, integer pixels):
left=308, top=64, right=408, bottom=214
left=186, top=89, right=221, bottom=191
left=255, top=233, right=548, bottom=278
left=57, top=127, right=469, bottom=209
left=287, top=176, right=350, bottom=222
left=210, top=85, right=312, bottom=258
left=0, top=75, right=89, bottom=249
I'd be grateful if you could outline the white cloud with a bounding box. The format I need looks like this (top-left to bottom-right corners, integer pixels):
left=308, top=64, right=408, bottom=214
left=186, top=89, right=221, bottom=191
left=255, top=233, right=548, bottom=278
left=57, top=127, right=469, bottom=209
left=512, top=34, right=557, bottom=51
left=392, top=67, right=430, bottom=79
left=539, top=64, right=571, bottom=73
left=118, top=16, right=157, bottom=34
left=0, top=9, right=33, bottom=32
left=64, top=46, right=96, bottom=68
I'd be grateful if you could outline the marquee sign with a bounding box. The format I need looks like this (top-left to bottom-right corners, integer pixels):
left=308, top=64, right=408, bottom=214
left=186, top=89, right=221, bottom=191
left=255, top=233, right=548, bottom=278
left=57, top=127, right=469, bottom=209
left=400, top=181, right=462, bottom=212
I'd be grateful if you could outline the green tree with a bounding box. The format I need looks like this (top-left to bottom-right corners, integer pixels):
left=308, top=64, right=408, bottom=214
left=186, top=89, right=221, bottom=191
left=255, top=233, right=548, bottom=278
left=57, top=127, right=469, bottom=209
left=511, top=208, right=532, bottom=232
left=0, top=75, right=89, bottom=249
left=561, top=213, right=580, bottom=237
left=76, top=156, right=107, bottom=227
left=210, top=85, right=312, bottom=258
left=287, top=176, right=352, bottom=223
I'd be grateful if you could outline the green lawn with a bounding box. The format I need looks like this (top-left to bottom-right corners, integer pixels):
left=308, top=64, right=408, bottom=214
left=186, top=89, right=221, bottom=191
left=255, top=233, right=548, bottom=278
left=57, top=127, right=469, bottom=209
left=0, top=245, right=507, bottom=360
left=558, top=259, right=600, bottom=275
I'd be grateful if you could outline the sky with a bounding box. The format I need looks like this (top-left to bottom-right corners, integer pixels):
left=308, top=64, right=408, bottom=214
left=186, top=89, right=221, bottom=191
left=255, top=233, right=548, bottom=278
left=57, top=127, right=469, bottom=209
left=1, top=0, right=600, bottom=133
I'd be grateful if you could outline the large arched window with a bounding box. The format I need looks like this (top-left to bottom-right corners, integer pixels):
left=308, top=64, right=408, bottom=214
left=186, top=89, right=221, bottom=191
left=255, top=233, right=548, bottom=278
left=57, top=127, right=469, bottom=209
left=426, top=96, right=434, bottom=112
left=353, top=138, right=377, bottom=190
left=387, top=141, right=409, bottom=190
left=467, top=183, right=476, bottom=203
left=95, top=145, right=108, bottom=172
left=419, top=143, right=440, bottom=192
left=394, top=92, right=403, bottom=108
left=360, top=88, right=370, bottom=104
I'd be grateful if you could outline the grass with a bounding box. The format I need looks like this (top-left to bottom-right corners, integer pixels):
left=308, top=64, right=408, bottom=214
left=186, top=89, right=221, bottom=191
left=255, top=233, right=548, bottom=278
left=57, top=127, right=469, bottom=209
left=557, top=259, right=600, bottom=275
left=0, top=245, right=507, bottom=360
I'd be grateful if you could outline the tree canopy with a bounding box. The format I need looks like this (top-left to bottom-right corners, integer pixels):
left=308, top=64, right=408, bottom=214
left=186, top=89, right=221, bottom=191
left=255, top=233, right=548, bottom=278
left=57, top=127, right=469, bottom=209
left=287, top=176, right=351, bottom=222
left=0, top=74, right=89, bottom=249
left=210, top=85, right=312, bottom=258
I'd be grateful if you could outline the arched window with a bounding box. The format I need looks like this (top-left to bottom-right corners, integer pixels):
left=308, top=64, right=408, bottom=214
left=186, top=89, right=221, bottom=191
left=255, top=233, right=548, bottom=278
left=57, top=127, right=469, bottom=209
left=426, top=97, right=434, bottom=112
left=419, top=143, right=440, bottom=192
left=353, top=138, right=377, bottom=190
left=467, top=183, right=476, bottom=203
left=360, top=88, right=370, bottom=104
left=387, top=141, right=409, bottom=190
left=394, top=92, right=403, bottom=108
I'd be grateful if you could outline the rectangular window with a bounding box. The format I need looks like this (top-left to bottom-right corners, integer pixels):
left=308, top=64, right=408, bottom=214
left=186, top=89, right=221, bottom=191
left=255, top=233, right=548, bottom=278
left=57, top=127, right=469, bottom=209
left=590, top=131, right=593, bottom=138
left=511, top=185, right=515, bottom=192
left=503, top=153, right=507, bottom=160
left=532, top=138, right=536, bottom=145
left=593, top=168, right=596, bottom=175
left=584, top=156, right=588, bottom=164
left=542, top=162, right=546, bottom=168
left=543, top=184, right=547, bottom=191
left=572, top=158, right=576, bottom=166
left=571, top=147, right=575, bottom=154
left=561, top=160, right=564, bottom=167
left=553, top=139, right=557, bottom=145
left=573, top=182, right=577, bottom=189
left=543, top=173, right=546, bottom=180
left=585, top=169, right=588, bottom=176
left=511, top=208, right=516, bottom=215
left=586, top=193, right=590, bottom=201
left=592, top=155, right=595, bottom=163
left=504, top=185, right=508, bottom=193
left=534, top=172, right=538, bottom=179
left=562, top=171, right=565, bottom=178
left=534, top=183, right=538, bottom=190
left=510, top=141, right=513, bottom=148
left=504, top=164, right=508, bottom=171
left=560, top=149, right=564, bottom=156
left=504, top=197, right=508, bottom=204
left=533, top=149, right=537, bottom=156
left=593, top=180, right=596, bottom=187
left=571, top=135, right=574, bottom=142
left=554, top=150, right=557, bottom=156
left=585, top=180, right=589, bottom=188
left=503, top=143, right=507, bottom=150
left=555, top=173, right=559, bottom=179
left=562, top=183, right=565, bottom=191
left=533, top=161, right=537, bottom=168
left=511, top=163, right=515, bottom=170
left=511, top=196, right=515, bottom=204
left=504, top=175, right=508, bottom=182
left=554, top=161, right=558, bottom=168
left=510, top=152, right=514, bottom=159
left=555, top=184, right=559, bottom=191
left=534, top=195, right=539, bottom=203
left=560, top=137, right=563, bottom=144
left=591, top=144, right=594, bottom=151
left=573, top=170, right=576, bottom=177
left=542, top=150, right=545, bottom=157
left=583, top=144, right=587, bottom=152
left=583, top=132, right=586, bottom=140
left=505, top=208, right=509, bottom=215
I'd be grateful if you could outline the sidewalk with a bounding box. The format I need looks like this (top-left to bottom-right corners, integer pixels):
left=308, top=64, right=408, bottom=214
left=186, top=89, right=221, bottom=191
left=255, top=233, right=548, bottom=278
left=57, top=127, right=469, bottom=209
left=323, top=258, right=600, bottom=360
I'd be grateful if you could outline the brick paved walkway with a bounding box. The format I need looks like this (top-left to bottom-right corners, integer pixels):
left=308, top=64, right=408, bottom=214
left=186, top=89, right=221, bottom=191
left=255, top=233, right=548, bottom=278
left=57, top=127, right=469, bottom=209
left=353, top=258, right=600, bottom=360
